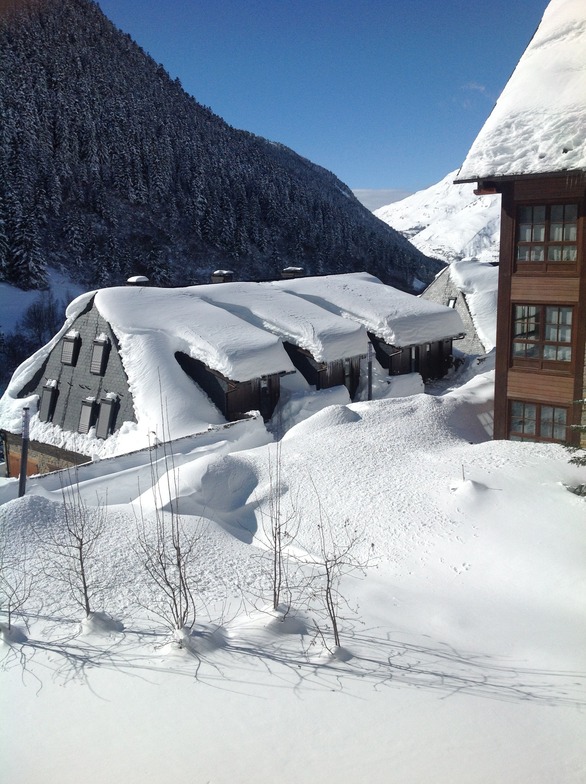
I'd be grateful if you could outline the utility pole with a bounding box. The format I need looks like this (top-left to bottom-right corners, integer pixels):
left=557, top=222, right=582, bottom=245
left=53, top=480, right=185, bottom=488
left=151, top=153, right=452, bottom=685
left=18, top=406, right=29, bottom=498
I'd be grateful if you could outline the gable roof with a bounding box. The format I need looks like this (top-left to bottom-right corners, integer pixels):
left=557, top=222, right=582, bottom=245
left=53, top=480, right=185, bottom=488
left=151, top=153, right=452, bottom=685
left=457, top=0, right=586, bottom=181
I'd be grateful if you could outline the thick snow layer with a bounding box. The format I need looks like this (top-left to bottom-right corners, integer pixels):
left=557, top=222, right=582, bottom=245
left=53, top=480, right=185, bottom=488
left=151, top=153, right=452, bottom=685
left=194, top=280, right=367, bottom=362
left=458, top=0, right=586, bottom=179
left=95, top=286, right=295, bottom=382
left=375, top=170, right=501, bottom=264
left=449, top=260, right=499, bottom=351
left=0, top=274, right=465, bottom=457
left=273, top=272, right=464, bottom=346
left=1, top=364, right=585, bottom=784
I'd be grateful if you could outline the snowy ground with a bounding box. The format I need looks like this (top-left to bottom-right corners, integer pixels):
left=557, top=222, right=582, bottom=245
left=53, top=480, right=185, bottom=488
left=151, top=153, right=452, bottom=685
left=1, top=365, right=585, bottom=784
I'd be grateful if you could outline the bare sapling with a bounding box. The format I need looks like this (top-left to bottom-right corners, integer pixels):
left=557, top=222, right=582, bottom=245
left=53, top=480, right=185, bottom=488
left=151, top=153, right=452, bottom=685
left=260, top=439, right=300, bottom=613
left=308, top=477, right=371, bottom=653
left=34, top=471, right=107, bottom=619
left=0, top=536, right=32, bottom=633
left=134, top=402, right=201, bottom=640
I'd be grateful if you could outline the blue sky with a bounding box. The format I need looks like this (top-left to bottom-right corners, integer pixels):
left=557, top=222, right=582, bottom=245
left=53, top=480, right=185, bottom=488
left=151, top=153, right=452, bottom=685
left=97, top=0, right=547, bottom=204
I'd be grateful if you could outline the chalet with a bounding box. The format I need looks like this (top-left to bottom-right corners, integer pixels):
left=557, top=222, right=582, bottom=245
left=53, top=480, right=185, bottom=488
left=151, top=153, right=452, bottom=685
left=196, top=280, right=367, bottom=399
left=455, top=0, right=586, bottom=446
left=0, top=273, right=464, bottom=477
left=274, top=272, right=465, bottom=382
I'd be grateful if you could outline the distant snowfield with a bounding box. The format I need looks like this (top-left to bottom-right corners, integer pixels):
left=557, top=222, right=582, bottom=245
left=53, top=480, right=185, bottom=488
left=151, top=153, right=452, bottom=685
left=1, top=365, right=585, bottom=784
left=374, top=170, right=501, bottom=264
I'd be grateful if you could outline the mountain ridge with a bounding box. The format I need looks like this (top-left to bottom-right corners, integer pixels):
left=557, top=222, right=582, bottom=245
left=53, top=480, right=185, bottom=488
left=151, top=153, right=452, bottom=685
left=0, top=0, right=440, bottom=292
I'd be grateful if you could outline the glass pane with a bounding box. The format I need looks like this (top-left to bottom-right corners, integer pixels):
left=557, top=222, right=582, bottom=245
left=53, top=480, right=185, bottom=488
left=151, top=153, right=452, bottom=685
left=543, top=346, right=556, bottom=360
left=532, top=224, right=545, bottom=242
left=544, top=325, right=558, bottom=341
left=562, top=246, right=577, bottom=261
left=560, top=307, right=572, bottom=325
left=550, top=205, right=564, bottom=222
left=548, top=246, right=562, bottom=261
left=554, top=408, right=567, bottom=424
left=557, top=346, right=572, bottom=361
left=523, top=418, right=536, bottom=435
left=512, top=342, right=526, bottom=357
left=564, top=225, right=577, bottom=241
left=565, top=204, right=578, bottom=221
left=533, top=206, right=546, bottom=222
left=553, top=424, right=566, bottom=440
left=517, top=247, right=530, bottom=261
left=558, top=326, right=571, bottom=343
left=531, top=246, right=544, bottom=261
left=549, top=223, right=563, bottom=241
left=511, top=401, right=523, bottom=418
left=518, top=224, right=532, bottom=241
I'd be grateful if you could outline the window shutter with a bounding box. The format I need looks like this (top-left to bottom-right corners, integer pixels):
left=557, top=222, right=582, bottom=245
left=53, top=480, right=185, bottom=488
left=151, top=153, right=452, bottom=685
left=90, top=337, right=110, bottom=375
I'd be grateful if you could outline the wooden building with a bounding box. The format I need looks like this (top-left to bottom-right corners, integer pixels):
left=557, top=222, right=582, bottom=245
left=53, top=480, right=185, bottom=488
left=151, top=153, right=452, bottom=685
left=455, top=0, right=586, bottom=446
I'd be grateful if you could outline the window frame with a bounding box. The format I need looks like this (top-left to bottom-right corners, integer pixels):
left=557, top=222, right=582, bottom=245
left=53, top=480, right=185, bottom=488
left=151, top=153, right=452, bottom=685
left=61, top=332, right=81, bottom=366
left=78, top=397, right=97, bottom=435
left=515, top=202, right=578, bottom=272
left=90, top=336, right=111, bottom=376
left=511, top=304, right=574, bottom=371
left=509, top=400, right=568, bottom=444
left=39, top=381, right=58, bottom=422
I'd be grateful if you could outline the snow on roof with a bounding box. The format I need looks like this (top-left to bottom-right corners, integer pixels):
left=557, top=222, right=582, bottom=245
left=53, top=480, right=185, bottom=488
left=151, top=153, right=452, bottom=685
left=457, top=0, right=586, bottom=181
left=449, top=261, right=499, bottom=352
left=94, top=286, right=295, bottom=383
left=194, top=281, right=367, bottom=362
left=273, top=272, right=465, bottom=346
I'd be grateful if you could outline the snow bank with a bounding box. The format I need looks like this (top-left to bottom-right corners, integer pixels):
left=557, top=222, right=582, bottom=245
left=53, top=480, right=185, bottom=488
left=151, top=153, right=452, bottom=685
left=449, top=260, right=498, bottom=351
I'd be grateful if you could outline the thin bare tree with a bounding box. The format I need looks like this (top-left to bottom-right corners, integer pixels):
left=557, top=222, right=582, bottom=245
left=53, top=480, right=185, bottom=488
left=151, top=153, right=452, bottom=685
left=34, top=472, right=107, bottom=618
left=133, top=402, right=202, bottom=638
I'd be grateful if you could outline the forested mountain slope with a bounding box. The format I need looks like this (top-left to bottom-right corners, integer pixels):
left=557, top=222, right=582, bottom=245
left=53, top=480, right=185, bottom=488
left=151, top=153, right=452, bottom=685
left=0, top=0, right=440, bottom=292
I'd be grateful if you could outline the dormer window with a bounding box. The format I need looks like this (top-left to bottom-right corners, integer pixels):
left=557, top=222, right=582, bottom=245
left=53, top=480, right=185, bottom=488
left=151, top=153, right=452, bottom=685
left=61, top=331, right=81, bottom=366
left=78, top=397, right=97, bottom=434
left=95, top=394, right=118, bottom=439
left=90, top=335, right=110, bottom=375
left=39, top=380, right=58, bottom=422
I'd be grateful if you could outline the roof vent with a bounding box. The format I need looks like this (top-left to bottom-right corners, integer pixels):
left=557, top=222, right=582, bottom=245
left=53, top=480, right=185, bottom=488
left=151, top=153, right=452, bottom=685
left=126, top=275, right=150, bottom=286
left=281, top=266, right=305, bottom=279
left=211, top=270, right=234, bottom=284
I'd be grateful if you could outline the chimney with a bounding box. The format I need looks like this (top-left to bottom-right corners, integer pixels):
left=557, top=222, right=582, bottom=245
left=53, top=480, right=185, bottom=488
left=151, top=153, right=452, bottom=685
left=281, top=266, right=305, bottom=279
left=211, top=270, right=234, bottom=284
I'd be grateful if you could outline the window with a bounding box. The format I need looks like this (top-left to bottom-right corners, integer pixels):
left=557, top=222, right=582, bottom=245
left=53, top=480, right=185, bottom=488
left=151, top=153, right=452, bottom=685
left=510, top=401, right=567, bottom=443
left=512, top=305, right=573, bottom=367
left=447, top=297, right=457, bottom=309
left=78, top=398, right=97, bottom=434
left=90, top=335, right=110, bottom=375
left=516, top=204, right=578, bottom=267
left=61, top=332, right=81, bottom=366
left=39, top=381, right=58, bottom=422
left=95, top=395, right=118, bottom=439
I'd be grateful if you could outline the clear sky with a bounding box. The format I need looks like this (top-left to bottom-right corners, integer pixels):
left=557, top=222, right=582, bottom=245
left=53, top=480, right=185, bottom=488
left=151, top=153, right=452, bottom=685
left=97, top=0, right=547, bottom=204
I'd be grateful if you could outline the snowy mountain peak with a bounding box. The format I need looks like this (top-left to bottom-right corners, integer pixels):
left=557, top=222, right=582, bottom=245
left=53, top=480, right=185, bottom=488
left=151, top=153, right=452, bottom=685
left=374, top=170, right=501, bottom=264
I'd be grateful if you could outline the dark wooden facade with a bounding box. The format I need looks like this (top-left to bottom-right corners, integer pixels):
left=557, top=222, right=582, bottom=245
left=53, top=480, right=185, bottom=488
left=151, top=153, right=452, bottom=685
left=175, top=352, right=281, bottom=422
left=368, top=333, right=454, bottom=382
left=283, top=342, right=362, bottom=399
left=477, top=172, right=586, bottom=446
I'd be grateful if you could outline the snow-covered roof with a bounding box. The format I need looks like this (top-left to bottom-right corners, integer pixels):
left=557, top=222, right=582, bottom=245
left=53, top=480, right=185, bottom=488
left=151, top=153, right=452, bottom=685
left=194, top=281, right=367, bottom=362
left=449, top=261, right=499, bottom=352
left=94, top=286, right=295, bottom=383
left=273, top=272, right=465, bottom=347
left=457, top=0, right=586, bottom=181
